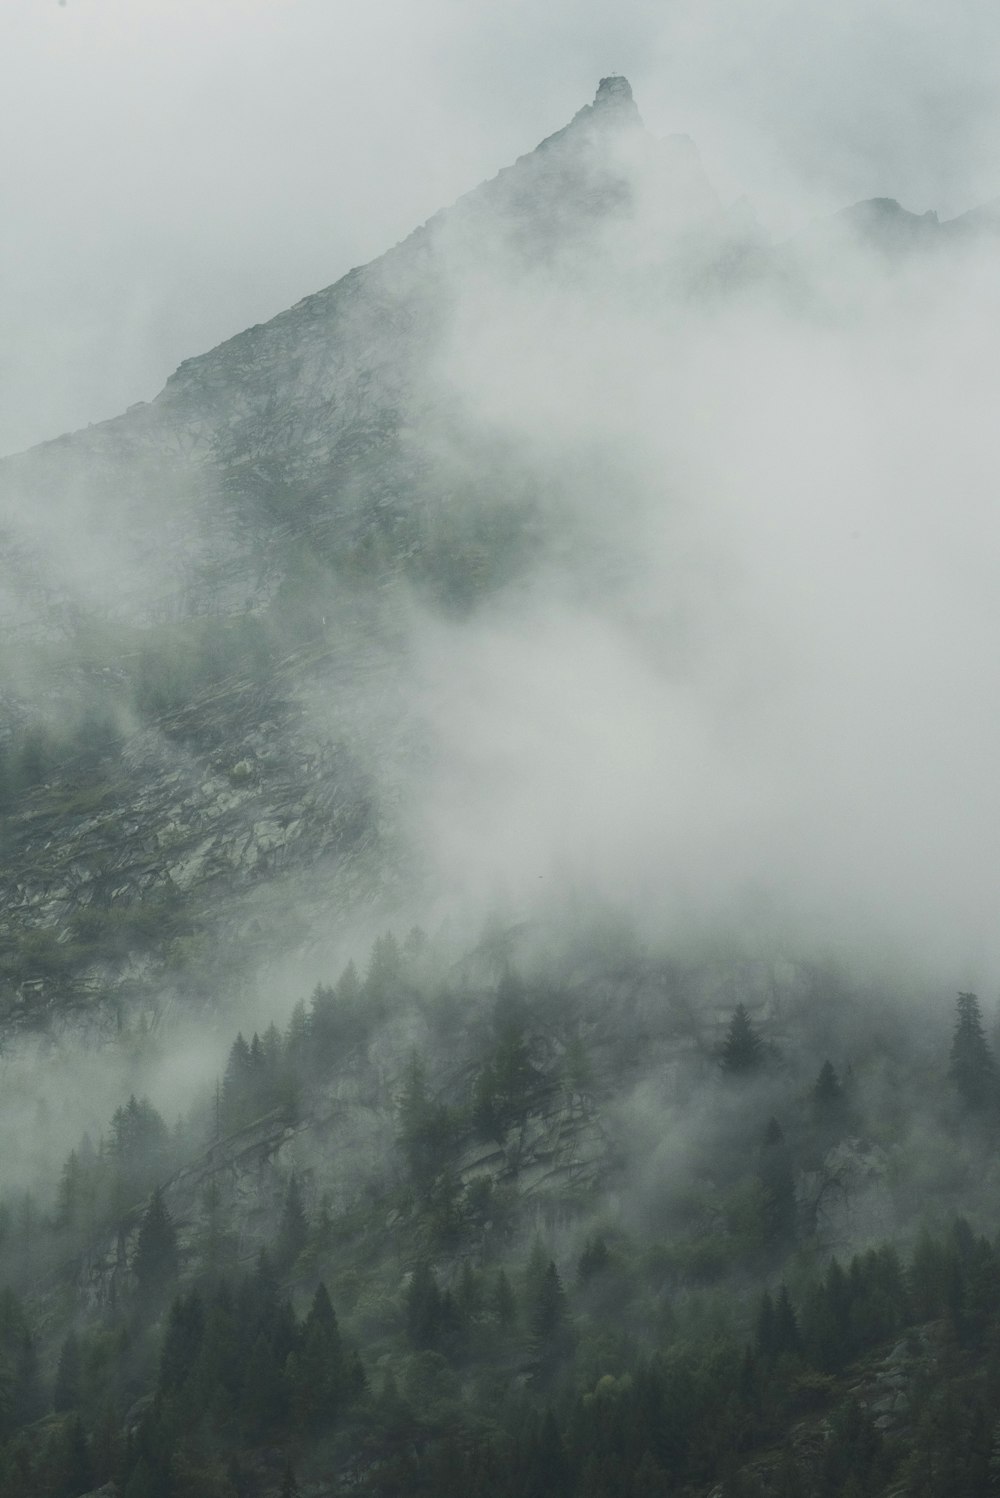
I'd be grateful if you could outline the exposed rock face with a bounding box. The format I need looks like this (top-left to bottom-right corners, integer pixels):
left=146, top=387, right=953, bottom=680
left=0, top=78, right=736, bottom=1031
left=0, top=77, right=997, bottom=1036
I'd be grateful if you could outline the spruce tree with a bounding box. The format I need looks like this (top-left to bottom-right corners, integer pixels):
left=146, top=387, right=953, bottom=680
left=276, top=1173, right=309, bottom=1270
left=758, top=1118, right=796, bottom=1252
left=55, top=1414, right=93, bottom=1498
left=406, top=1261, right=443, bottom=1349
left=530, top=1262, right=568, bottom=1343
left=950, top=992, right=997, bottom=1112
left=133, top=1188, right=179, bottom=1303
left=721, top=1004, right=764, bottom=1074
left=240, top=1332, right=286, bottom=1439
left=288, top=1282, right=344, bottom=1431
left=53, top=1330, right=81, bottom=1412
left=13, top=1331, right=44, bottom=1426
left=493, top=1269, right=517, bottom=1330
left=812, top=1060, right=846, bottom=1130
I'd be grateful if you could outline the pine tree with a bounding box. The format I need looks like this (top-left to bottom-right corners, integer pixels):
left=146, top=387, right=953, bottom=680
left=240, top=1332, right=287, bottom=1439
left=493, top=1269, right=517, bottom=1330
left=950, top=992, right=997, bottom=1112
left=773, top=1285, right=801, bottom=1358
left=13, top=1331, right=44, bottom=1426
left=578, top=1236, right=612, bottom=1284
left=365, top=932, right=402, bottom=1000
left=158, top=1291, right=204, bottom=1394
left=525, top=1409, right=571, bottom=1498
left=530, top=1262, right=568, bottom=1343
left=812, top=1060, right=847, bottom=1133
left=53, top=1330, right=81, bottom=1412
left=133, top=1188, right=179, bottom=1303
left=721, top=1004, right=764, bottom=1074
left=288, top=1282, right=344, bottom=1431
left=406, top=1262, right=443, bottom=1350
left=758, top=1118, right=796, bottom=1252
left=54, top=1414, right=93, bottom=1498
left=55, top=1151, right=82, bottom=1232
left=276, top=1173, right=309, bottom=1270
left=221, top=1034, right=253, bottom=1131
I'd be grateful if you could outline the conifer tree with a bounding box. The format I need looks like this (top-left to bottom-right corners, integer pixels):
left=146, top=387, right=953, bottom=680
left=133, top=1188, right=179, bottom=1302
left=276, top=1173, right=309, bottom=1270
left=288, top=1282, right=344, bottom=1431
left=950, top=992, right=997, bottom=1112
left=493, top=1268, right=517, bottom=1330
left=221, top=1034, right=253, bottom=1131
left=526, top=1410, right=571, bottom=1498
left=773, top=1285, right=801, bottom=1358
left=240, top=1332, right=287, bottom=1439
left=159, top=1291, right=204, bottom=1394
left=406, top=1261, right=443, bottom=1349
left=721, top=1004, right=764, bottom=1075
left=13, top=1330, right=44, bottom=1426
left=758, top=1118, right=796, bottom=1252
left=577, top=1236, right=611, bottom=1284
left=365, top=931, right=402, bottom=999
left=530, top=1262, right=568, bottom=1342
left=55, top=1151, right=82, bottom=1232
left=53, top=1330, right=81, bottom=1412
left=812, top=1060, right=846, bottom=1133
left=54, top=1414, right=93, bottom=1498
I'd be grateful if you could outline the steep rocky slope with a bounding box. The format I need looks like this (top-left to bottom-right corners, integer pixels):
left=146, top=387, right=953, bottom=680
left=0, top=75, right=996, bottom=1043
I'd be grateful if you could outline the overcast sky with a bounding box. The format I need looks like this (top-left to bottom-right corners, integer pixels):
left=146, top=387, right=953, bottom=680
left=2, top=0, right=999, bottom=457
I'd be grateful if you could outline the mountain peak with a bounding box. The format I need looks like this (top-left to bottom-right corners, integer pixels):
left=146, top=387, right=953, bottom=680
left=575, top=73, right=643, bottom=131
left=531, top=75, right=643, bottom=160
left=593, top=75, right=636, bottom=111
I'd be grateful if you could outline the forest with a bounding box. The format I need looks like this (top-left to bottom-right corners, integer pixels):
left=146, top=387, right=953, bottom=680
left=0, top=928, right=995, bottom=1497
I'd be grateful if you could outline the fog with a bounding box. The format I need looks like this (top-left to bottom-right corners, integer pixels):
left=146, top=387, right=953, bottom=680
left=1, top=7, right=1000, bottom=1244
left=4, top=0, right=1000, bottom=453
left=385, top=149, right=1000, bottom=993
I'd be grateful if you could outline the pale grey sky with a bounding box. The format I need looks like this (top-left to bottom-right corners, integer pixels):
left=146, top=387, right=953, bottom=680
left=2, top=0, right=998, bottom=455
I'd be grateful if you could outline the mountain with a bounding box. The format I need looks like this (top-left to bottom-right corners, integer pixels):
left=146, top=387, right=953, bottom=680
left=0, top=74, right=996, bottom=1045
left=0, top=76, right=741, bottom=1036
left=3, top=76, right=1000, bottom=1498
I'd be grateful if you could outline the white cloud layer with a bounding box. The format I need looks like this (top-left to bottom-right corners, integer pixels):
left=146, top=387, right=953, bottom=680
left=3, top=0, right=999, bottom=453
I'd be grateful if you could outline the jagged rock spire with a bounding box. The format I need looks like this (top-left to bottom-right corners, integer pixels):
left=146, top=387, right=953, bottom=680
left=572, top=74, right=644, bottom=131
left=593, top=75, right=637, bottom=112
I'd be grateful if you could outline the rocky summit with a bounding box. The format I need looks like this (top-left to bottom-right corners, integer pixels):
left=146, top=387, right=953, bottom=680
left=1, top=74, right=1000, bottom=1498
left=0, top=77, right=736, bottom=1035
left=0, top=76, right=994, bottom=1039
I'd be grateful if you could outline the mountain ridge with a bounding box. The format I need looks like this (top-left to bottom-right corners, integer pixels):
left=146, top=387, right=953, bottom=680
left=0, top=78, right=997, bottom=1044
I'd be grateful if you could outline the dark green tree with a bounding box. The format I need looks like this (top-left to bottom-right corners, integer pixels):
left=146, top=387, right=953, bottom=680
left=159, top=1291, right=204, bottom=1395
left=133, top=1188, right=179, bottom=1303
left=721, top=1004, right=764, bottom=1075
left=578, top=1236, right=612, bottom=1284
left=493, top=1269, right=517, bottom=1331
left=758, top=1118, right=796, bottom=1253
left=287, top=1282, right=345, bottom=1431
left=109, top=1096, right=169, bottom=1199
left=52, top=1331, right=81, bottom=1412
left=530, top=1262, right=568, bottom=1343
left=276, top=1173, right=309, bottom=1270
left=12, top=1331, right=44, bottom=1427
left=240, top=1332, right=287, bottom=1439
left=950, top=992, right=997, bottom=1112
left=53, top=1414, right=93, bottom=1498
left=812, top=1060, right=847, bottom=1133
left=406, top=1262, right=443, bottom=1350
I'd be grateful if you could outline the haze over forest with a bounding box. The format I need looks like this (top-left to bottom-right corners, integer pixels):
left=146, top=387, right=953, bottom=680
left=1, top=11, right=1000, bottom=1497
